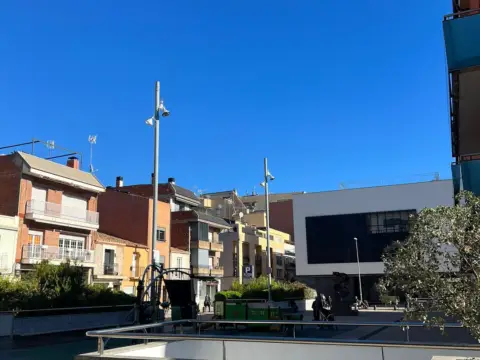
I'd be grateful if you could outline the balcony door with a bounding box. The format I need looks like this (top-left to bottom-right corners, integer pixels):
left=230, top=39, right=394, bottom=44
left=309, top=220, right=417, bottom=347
left=104, top=249, right=115, bottom=275
left=27, top=230, right=43, bottom=258
left=59, top=234, right=85, bottom=261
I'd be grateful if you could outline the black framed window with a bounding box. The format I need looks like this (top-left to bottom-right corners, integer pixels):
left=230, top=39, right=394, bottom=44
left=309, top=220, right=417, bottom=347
left=156, top=228, right=166, bottom=242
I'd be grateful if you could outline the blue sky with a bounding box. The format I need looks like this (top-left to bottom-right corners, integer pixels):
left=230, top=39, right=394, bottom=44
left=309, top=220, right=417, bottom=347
left=0, top=0, right=453, bottom=195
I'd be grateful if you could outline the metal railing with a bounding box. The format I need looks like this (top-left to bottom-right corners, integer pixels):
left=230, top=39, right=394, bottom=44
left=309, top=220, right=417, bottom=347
left=22, top=244, right=94, bottom=263
left=444, top=8, right=480, bottom=21
left=86, top=319, right=472, bottom=356
left=26, top=199, right=99, bottom=225
left=103, top=263, right=119, bottom=275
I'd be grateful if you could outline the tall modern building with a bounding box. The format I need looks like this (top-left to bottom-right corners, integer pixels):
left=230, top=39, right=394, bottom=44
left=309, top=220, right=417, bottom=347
left=444, top=1, right=480, bottom=195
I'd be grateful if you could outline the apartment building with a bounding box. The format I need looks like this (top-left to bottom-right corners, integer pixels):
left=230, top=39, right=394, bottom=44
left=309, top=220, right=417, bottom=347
left=97, top=178, right=170, bottom=299
left=220, top=220, right=291, bottom=291
left=0, top=152, right=104, bottom=278
left=117, top=177, right=231, bottom=305
left=444, top=1, right=480, bottom=196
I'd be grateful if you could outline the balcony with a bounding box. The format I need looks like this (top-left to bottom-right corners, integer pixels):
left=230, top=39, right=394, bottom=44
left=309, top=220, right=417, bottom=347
left=209, top=265, right=224, bottom=277
left=25, top=200, right=99, bottom=230
left=210, top=241, right=223, bottom=252
left=192, top=265, right=210, bottom=276
left=22, top=244, right=94, bottom=266
left=443, top=9, right=480, bottom=70
left=103, top=263, right=119, bottom=276
left=190, top=240, right=210, bottom=250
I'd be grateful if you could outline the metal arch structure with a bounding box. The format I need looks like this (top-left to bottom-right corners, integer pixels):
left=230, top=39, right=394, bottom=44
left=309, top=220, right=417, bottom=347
left=134, top=264, right=197, bottom=324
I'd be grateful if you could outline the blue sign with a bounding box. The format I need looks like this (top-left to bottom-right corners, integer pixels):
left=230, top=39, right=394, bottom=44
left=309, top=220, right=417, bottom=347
left=243, top=264, right=254, bottom=279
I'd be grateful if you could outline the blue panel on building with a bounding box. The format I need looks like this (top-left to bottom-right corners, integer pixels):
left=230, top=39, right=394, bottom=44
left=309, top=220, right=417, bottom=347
left=452, top=160, right=480, bottom=196
left=443, top=14, right=480, bottom=71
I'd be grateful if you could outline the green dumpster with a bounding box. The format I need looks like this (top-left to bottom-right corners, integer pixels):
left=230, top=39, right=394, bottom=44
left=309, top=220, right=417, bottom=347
left=225, top=301, right=247, bottom=320
left=214, top=301, right=225, bottom=318
left=247, top=303, right=269, bottom=328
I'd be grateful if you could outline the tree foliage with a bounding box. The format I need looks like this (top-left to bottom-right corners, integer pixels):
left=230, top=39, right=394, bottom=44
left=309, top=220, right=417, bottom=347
left=379, top=191, right=480, bottom=340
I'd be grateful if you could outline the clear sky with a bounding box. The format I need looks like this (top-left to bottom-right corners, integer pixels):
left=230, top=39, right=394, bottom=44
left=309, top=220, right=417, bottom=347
left=0, top=0, right=453, bottom=195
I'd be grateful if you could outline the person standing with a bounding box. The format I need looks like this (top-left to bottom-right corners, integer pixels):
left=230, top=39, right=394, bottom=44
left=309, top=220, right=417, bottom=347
left=204, top=294, right=211, bottom=313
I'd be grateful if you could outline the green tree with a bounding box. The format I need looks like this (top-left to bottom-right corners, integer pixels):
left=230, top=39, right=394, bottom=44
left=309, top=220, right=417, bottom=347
left=379, top=191, right=480, bottom=340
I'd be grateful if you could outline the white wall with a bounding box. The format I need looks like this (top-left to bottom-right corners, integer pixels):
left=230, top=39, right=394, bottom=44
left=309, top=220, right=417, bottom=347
left=293, top=181, right=454, bottom=276
left=169, top=251, right=190, bottom=279
left=92, top=339, right=480, bottom=360
left=0, top=215, right=18, bottom=275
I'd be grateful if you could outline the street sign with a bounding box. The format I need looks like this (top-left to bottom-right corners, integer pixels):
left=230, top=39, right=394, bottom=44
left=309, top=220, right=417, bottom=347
left=243, top=264, right=254, bottom=279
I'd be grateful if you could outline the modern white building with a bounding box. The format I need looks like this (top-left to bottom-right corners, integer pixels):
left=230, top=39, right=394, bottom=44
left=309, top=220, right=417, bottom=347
left=293, top=180, right=454, bottom=302
left=0, top=215, right=19, bottom=276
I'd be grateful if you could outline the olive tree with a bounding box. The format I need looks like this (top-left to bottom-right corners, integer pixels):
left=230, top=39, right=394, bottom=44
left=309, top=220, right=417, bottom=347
left=379, top=191, right=480, bottom=340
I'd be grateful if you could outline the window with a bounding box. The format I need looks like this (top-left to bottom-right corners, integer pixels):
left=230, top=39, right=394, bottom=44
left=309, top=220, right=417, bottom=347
left=156, top=228, right=166, bottom=242
left=276, top=255, right=283, bottom=266
left=59, top=235, right=86, bottom=260
left=276, top=269, right=282, bottom=279
left=208, top=231, right=213, bottom=242
left=198, top=223, right=209, bottom=241
left=176, top=257, right=183, bottom=278
left=367, top=210, right=415, bottom=234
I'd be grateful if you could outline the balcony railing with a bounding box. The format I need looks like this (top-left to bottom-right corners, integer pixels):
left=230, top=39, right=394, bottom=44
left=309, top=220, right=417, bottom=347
left=103, top=263, right=119, bottom=276
left=26, top=199, right=99, bottom=226
left=190, top=240, right=210, bottom=250
left=210, top=241, right=223, bottom=252
left=22, top=244, right=94, bottom=263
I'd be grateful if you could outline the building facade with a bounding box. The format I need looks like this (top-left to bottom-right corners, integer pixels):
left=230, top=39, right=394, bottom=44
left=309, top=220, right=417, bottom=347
left=169, top=247, right=190, bottom=280
left=0, top=215, right=19, bottom=276
left=293, top=180, right=454, bottom=302
left=92, top=232, right=127, bottom=290
left=0, top=152, right=104, bottom=279
left=98, top=182, right=171, bottom=299
left=444, top=1, right=480, bottom=196
left=220, top=222, right=291, bottom=291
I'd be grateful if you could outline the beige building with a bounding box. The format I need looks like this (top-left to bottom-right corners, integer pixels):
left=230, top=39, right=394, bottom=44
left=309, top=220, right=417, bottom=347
left=220, top=220, right=291, bottom=291
left=169, top=247, right=190, bottom=280
left=92, top=232, right=126, bottom=290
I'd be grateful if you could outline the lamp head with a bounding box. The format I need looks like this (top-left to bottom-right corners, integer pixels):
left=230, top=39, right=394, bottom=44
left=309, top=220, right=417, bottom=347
left=260, top=181, right=266, bottom=188
left=159, top=100, right=170, bottom=117
left=145, top=117, right=154, bottom=126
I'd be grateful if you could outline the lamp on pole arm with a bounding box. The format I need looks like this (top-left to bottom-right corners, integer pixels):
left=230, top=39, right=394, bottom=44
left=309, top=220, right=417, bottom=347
left=353, top=237, right=363, bottom=303
left=260, top=158, right=275, bottom=303
left=145, top=81, right=170, bottom=322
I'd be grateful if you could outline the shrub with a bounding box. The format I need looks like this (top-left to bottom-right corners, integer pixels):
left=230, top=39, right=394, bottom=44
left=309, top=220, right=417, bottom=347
left=0, top=261, right=135, bottom=311
left=214, top=291, right=242, bottom=301
left=228, top=276, right=316, bottom=302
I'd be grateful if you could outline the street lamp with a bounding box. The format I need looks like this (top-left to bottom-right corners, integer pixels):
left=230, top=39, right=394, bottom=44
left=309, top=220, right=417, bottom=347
left=145, top=81, right=170, bottom=317
left=353, top=237, right=363, bottom=303
left=260, top=157, right=274, bottom=303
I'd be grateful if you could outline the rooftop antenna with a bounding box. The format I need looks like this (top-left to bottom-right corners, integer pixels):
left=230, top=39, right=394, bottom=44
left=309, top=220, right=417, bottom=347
left=45, top=140, right=55, bottom=157
left=88, top=135, right=97, bottom=173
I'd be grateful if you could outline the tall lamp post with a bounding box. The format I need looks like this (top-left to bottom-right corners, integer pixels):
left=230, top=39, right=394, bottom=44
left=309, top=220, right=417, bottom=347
left=145, top=81, right=170, bottom=315
left=260, top=158, right=275, bottom=303
left=353, top=237, right=363, bottom=303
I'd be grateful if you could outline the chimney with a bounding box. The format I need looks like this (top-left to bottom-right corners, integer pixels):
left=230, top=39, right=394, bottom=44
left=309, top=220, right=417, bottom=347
left=168, top=177, right=176, bottom=185
left=116, top=176, right=124, bottom=187
left=66, top=156, right=79, bottom=170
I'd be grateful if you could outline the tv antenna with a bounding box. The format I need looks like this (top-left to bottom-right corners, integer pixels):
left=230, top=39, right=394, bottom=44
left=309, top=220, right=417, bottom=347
left=88, top=135, right=97, bottom=173
left=45, top=140, right=55, bottom=157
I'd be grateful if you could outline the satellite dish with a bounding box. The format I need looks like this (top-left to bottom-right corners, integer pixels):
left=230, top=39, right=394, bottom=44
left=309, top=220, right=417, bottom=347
left=238, top=212, right=244, bottom=219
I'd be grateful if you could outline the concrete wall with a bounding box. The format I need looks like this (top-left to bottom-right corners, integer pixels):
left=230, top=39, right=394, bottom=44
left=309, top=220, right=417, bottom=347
left=88, top=339, right=480, bottom=360
left=0, top=309, right=133, bottom=337
left=293, top=180, right=454, bottom=276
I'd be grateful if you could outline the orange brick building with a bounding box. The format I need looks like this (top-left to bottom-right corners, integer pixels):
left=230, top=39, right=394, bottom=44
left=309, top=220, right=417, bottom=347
left=0, top=152, right=105, bottom=278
